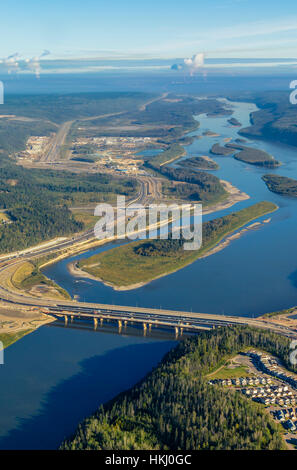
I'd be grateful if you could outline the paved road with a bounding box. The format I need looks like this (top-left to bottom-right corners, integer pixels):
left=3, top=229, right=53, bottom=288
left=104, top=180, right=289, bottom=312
left=41, top=92, right=168, bottom=164
left=0, top=271, right=296, bottom=337
left=3, top=91, right=296, bottom=338
left=42, top=120, right=74, bottom=162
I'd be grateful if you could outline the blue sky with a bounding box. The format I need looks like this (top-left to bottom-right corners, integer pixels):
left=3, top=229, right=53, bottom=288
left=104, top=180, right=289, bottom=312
left=1, top=0, right=297, bottom=59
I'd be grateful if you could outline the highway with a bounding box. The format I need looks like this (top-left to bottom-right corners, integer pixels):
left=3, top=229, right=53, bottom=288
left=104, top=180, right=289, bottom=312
left=40, top=92, right=169, bottom=165
left=0, top=175, right=295, bottom=338
left=1, top=90, right=296, bottom=339
left=42, top=120, right=74, bottom=162
left=0, top=258, right=296, bottom=338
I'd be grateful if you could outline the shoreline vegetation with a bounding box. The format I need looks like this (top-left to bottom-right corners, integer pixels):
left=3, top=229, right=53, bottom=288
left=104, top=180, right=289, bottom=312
left=145, top=143, right=186, bottom=169
left=11, top=260, right=71, bottom=300
left=76, top=201, right=277, bottom=291
left=261, top=307, right=297, bottom=319
left=33, top=179, right=248, bottom=290
left=61, top=326, right=289, bottom=450
left=0, top=176, right=249, bottom=313
left=159, top=167, right=228, bottom=205
left=0, top=329, right=32, bottom=350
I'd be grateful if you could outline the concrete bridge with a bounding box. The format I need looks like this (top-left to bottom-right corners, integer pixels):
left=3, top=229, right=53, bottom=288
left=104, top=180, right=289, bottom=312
left=50, top=308, right=214, bottom=337
left=41, top=302, right=297, bottom=339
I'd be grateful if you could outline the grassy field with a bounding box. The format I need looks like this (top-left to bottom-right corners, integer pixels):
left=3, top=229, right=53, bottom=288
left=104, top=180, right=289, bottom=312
left=210, top=365, right=251, bottom=379
left=0, top=212, right=10, bottom=223
left=146, top=143, right=186, bottom=169
left=78, top=201, right=277, bottom=289
left=12, top=261, right=70, bottom=299
left=72, top=211, right=100, bottom=229
left=0, top=330, right=32, bottom=349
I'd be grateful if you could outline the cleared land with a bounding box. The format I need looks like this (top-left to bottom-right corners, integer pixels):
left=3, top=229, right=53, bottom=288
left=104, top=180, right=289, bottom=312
left=78, top=201, right=277, bottom=290
left=11, top=261, right=70, bottom=300
left=71, top=210, right=100, bottom=229
left=0, top=305, right=54, bottom=348
left=145, top=143, right=186, bottom=169
left=209, top=364, right=251, bottom=379
left=0, top=329, right=32, bottom=348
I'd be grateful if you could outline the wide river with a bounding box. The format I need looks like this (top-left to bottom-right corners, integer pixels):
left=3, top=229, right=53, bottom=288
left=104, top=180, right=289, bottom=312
left=44, top=99, right=297, bottom=316
left=1, top=98, right=297, bottom=449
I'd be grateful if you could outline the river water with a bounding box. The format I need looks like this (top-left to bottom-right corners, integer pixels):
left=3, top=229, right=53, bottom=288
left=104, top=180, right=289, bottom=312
left=0, top=323, right=175, bottom=449
left=44, top=99, right=297, bottom=316
left=1, top=97, right=297, bottom=450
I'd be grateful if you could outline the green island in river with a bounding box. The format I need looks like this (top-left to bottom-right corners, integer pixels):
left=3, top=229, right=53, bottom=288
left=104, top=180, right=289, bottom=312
left=226, top=143, right=280, bottom=167
left=77, top=201, right=277, bottom=290
left=262, top=174, right=297, bottom=197
left=210, top=143, right=235, bottom=156
left=180, top=155, right=219, bottom=170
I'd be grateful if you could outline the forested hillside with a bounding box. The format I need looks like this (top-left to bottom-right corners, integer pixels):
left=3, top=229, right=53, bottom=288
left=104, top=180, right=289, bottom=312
left=231, top=91, right=297, bottom=147
left=0, top=159, right=136, bottom=253
left=160, top=166, right=227, bottom=204
left=61, top=326, right=291, bottom=450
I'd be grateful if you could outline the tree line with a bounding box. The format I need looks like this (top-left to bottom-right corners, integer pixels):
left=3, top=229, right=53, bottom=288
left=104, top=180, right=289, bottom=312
left=61, top=326, right=291, bottom=450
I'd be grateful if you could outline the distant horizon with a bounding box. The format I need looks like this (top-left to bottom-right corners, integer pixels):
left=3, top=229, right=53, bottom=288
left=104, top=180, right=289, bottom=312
left=1, top=55, right=297, bottom=79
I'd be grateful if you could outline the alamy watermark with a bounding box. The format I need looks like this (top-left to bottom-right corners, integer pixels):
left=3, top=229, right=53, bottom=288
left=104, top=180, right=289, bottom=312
left=0, top=341, right=3, bottom=365
left=289, top=80, right=297, bottom=104
left=0, top=81, right=3, bottom=105
left=289, top=340, right=297, bottom=365
left=94, top=196, right=202, bottom=250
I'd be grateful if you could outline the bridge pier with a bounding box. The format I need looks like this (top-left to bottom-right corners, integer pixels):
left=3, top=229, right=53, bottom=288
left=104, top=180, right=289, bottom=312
left=124, top=320, right=128, bottom=328
left=143, top=322, right=147, bottom=336
left=70, top=315, right=74, bottom=323
left=94, top=317, right=98, bottom=330
left=148, top=323, right=152, bottom=332
left=174, top=326, right=179, bottom=338
left=64, top=315, right=68, bottom=325
left=100, top=317, right=103, bottom=327
left=118, top=320, right=122, bottom=332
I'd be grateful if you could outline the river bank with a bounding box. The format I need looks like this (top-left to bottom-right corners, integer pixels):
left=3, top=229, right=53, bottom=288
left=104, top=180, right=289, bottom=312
left=68, top=218, right=271, bottom=292
left=75, top=202, right=277, bottom=291
left=35, top=98, right=297, bottom=315
left=0, top=304, right=54, bottom=348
